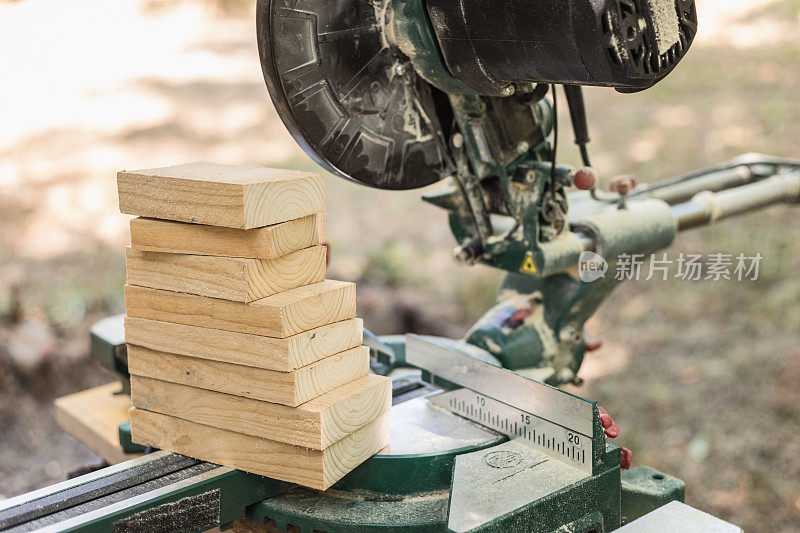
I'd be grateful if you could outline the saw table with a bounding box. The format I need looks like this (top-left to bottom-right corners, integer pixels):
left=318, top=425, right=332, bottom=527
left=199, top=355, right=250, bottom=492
left=4, top=0, right=800, bottom=530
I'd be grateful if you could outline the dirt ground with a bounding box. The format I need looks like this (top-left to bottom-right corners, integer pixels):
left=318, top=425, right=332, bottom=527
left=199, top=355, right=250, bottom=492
left=0, top=1, right=798, bottom=531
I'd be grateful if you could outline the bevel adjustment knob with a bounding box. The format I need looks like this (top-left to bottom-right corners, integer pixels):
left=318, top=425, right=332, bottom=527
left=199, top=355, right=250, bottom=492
left=573, top=167, right=598, bottom=190
left=608, top=175, right=639, bottom=195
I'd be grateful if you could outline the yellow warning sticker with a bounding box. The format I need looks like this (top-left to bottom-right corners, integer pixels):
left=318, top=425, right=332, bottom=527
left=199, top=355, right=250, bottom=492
left=520, top=254, right=539, bottom=276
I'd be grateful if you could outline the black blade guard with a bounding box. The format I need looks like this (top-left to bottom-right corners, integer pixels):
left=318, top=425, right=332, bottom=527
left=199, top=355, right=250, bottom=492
left=257, top=0, right=450, bottom=190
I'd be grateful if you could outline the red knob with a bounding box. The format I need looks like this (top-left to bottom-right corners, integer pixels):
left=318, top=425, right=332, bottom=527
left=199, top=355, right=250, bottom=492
left=573, top=168, right=598, bottom=191
left=620, top=447, right=633, bottom=470
left=609, top=175, right=639, bottom=195
left=598, top=407, right=621, bottom=438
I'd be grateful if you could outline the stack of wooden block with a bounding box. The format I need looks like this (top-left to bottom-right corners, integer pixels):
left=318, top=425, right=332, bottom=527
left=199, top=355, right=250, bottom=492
left=117, top=162, right=391, bottom=490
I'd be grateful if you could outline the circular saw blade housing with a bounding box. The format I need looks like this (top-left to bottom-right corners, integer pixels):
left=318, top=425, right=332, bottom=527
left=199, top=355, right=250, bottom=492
left=257, top=0, right=450, bottom=190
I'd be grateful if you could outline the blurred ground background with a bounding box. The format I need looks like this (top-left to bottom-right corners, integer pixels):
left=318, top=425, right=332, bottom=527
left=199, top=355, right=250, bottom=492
left=0, top=0, right=798, bottom=530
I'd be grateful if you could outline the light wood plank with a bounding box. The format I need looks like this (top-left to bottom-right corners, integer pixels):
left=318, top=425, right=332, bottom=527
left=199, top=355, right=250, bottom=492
left=128, top=345, right=370, bottom=406
left=129, top=214, right=326, bottom=259
left=130, top=408, right=390, bottom=490
left=54, top=382, right=140, bottom=464
left=118, top=162, right=325, bottom=229
left=130, top=374, right=391, bottom=449
left=124, top=280, right=356, bottom=338
left=125, top=245, right=327, bottom=302
left=124, top=316, right=363, bottom=371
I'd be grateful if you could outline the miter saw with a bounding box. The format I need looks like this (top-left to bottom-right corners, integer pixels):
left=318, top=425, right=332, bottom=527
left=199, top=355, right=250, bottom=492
left=3, top=1, right=800, bottom=532
left=256, top=0, right=797, bottom=389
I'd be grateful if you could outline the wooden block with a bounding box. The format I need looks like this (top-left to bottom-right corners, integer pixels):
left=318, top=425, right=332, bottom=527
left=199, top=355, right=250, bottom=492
left=130, top=408, right=390, bottom=490
left=229, top=519, right=268, bottom=533
left=129, top=213, right=326, bottom=259
left=128, top=345, right=370, bottom=406
left=124, top=316, right=363, bottom=371
left=124, top=280, right=356, bottom=337
left=54, top=382, right=140, bottom=464
left=118, top=162, right=325, bottom=229
left=130, top=374, right=391, bottom=449
left=125, top=245, right=327, bottom=302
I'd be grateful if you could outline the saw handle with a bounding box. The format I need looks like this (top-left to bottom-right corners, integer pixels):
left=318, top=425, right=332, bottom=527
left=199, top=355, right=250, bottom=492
left=564, top=85, right=591, bottom=167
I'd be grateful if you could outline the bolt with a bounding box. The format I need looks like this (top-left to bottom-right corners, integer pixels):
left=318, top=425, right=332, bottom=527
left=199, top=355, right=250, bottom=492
left=560, top=326, right=583, bottom=345
left=501, top=84, right=516, bottom=97
left=516, top=141, right=530, bottom=154
left=452, top=245, right=473, bottom=264
left=393, top=63, right=407, bottom=76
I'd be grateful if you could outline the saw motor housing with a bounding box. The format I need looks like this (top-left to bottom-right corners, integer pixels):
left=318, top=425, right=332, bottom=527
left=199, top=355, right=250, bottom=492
left=425, top=0, right=698, bottom=95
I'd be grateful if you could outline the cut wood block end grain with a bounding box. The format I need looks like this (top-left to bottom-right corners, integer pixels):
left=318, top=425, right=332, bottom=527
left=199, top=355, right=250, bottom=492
left=130, top=408, right=391, bottom=490
left=130, top=373, right=391, bottom=449
left=118, top=162, right=325, bottom=229
left=125, top=245, right=327, bottom=303
left=124, top=279, right=357, bottom=338
left=127, top=345, right=371, bottom=406
left=129, top=213, right=326, bottom=259
left=124, top=316, right=363, bottom=372
left=54, top=382, right=140, bottom=464
left=260, top=280, right=357, bottom=337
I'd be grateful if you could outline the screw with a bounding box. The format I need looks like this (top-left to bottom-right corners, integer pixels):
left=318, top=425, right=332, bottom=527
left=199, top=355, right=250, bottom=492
left=501, top=84, right=516, bottom=97
left=393, top=63, right=407, bottom=76
left=452, top=133, right=464, bottom=149
left=516, top=141, right=530, bottom=154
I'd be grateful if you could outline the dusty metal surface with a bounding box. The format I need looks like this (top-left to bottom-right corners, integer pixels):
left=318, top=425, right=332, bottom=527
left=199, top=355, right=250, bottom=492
left=447, top=439, right=587, bottom=533
left=381, top=396, right=501, bottom=455
left=110, top=490, right=219, bottom=533
left=616, top=501, right=742, bottom=532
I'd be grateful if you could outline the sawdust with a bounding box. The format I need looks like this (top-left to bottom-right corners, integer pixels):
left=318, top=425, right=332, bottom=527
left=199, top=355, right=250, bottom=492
left=643, top=0, right=681, bottom=54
